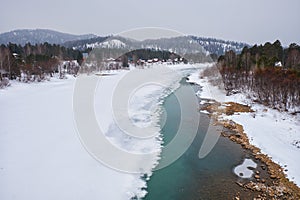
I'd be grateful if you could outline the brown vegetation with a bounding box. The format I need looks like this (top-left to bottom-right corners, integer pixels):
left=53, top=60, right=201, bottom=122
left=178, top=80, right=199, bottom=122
left=217, top=41, right=300, bottom=111
left=0, top=43, right=82, bottom=82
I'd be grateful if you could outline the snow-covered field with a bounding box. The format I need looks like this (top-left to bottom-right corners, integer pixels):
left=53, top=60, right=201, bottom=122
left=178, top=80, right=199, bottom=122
left=0, top=64, right=203, bottom=200
left=0, top=75, right=143, bottom=200
left=188, top=68, right=300, bottom=186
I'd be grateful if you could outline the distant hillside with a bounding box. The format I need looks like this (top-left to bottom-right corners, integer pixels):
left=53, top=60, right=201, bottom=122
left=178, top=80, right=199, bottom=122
left=0, top=29, right=96, bottom=45
left=0, top=29, right=249, bottom=56
left=76, top=36, right=216, bottom=63
left=190, top=36, right=249, bottom=56
left=62, top=36, right=110, bottom=50
left=67, top=35, right=249, bottom=56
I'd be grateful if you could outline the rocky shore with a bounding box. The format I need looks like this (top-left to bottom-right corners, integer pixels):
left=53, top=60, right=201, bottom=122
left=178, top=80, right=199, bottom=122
left=201, top=101, right=300, bottom=199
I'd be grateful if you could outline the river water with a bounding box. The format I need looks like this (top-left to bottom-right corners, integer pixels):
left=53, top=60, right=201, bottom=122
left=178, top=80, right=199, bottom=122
left=144, top=78, right=259, bottom=200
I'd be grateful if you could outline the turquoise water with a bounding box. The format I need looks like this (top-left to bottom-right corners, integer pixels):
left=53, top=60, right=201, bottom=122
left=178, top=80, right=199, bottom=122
left=144, top=79, right=256, bottom=200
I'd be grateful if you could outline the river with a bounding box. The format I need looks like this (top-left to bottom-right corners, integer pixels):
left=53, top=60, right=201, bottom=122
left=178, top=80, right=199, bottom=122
left=144, top=77, right=260, bottom=200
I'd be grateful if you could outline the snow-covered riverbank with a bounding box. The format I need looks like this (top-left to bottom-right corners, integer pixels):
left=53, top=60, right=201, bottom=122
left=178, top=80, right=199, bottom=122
left=0, top=74, right=144, bottom=200
left=187, top=68, right=300, bottom=187
left=0, top=64, right=205, bottom=200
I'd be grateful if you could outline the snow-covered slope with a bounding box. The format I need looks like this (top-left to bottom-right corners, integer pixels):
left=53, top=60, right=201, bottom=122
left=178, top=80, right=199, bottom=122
left=191, top=36, right=249, bottom=55
left=86, top=39, right=127, bottom=49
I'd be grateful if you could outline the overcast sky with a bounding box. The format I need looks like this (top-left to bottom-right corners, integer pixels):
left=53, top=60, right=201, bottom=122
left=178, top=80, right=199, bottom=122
left=0, top=0, right=299, bottom=46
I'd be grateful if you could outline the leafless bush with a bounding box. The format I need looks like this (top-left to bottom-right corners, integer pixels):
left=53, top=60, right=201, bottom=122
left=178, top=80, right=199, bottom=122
left=201, top=64, right=225, bottom=89
left=0, top=78, right=10, bottom=88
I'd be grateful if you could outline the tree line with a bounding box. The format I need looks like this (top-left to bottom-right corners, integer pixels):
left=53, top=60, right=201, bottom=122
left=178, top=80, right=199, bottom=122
left=0, top=42, right=83, bottom=83
left=124, top=49, right=187, bottom=63
left=217, top=40, right=300, bottom=111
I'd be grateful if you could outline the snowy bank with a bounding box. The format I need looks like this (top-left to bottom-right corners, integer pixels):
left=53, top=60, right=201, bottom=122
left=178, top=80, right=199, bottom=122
left=0, top=75, right=140, bottom=200
left=187, top=67, right=300, bottom=187
left=0, top=64, right=205, bottom=199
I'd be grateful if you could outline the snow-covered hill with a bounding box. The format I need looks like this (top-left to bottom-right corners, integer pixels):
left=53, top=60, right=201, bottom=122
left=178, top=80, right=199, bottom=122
left=190, top=36, right=249, bottom=55
left=70, top=36, right=207, bottom=55
left=0, top=29, right=249, bottom=56
left=0, top=29, right=96, bottom=45
left=68, top=35, right=248, bottom=56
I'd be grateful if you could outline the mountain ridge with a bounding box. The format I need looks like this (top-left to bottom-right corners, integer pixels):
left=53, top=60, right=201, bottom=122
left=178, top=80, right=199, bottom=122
left=0, top=29, right=249, bottom=55
left=0, top=29, right=96, bottom=45
left=66, top=35, right=249, bottom=56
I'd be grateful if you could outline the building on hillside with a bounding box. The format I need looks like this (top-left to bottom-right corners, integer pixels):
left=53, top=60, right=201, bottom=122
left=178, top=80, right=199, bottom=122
left=103, top=58, right=122, bottom=70
left=82, top=53, right=89, bottom=61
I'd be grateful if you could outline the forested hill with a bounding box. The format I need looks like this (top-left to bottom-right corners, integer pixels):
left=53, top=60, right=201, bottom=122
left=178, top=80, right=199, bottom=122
left=65, top=35, right=249, bottom=56
left=0, top=29, right=96, bottom=46
left=217, top=40, right=300, bottom=111
left=190, top=36, right=249, bottom=56
left=62, top=36, right=109, bottom=50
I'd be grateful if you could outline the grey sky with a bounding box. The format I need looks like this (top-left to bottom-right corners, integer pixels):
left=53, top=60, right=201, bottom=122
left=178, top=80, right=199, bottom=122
left=0, top=0, right=299, bottom=46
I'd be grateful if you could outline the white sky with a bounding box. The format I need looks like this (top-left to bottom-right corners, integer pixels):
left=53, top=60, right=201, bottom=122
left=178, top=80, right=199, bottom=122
left=0, top=0, right=299, bottom=46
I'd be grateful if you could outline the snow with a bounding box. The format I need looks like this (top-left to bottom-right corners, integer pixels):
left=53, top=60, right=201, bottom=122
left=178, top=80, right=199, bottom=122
left=275, top=61, right=283, bottom=67
left=234, top=158, right=257, bottom=178
left=225, top=107, right=300, bottom=185
left=199, top=110, right=210, bottom=114
left=0, top=64, right=203, bottom=199
left=0, top=76, right=138, bottom=200
left=86, top=39, right=126, bottom=49
left=100, top=39, right=126, bottom=48
left=187, top=67, right=300, bottom=186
